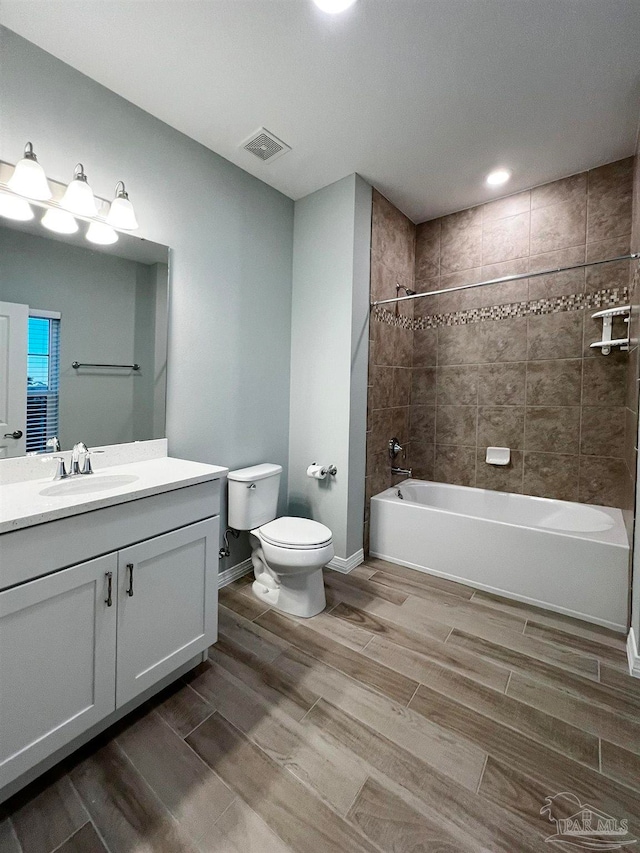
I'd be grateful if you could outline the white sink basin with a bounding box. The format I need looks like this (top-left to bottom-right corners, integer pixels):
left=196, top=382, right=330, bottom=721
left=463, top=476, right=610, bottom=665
left=39, top=474, right=140, bottom=498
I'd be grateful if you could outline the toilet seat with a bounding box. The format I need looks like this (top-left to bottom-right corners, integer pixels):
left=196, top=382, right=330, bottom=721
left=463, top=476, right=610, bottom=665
left=257, top=516, right=332, bottom=550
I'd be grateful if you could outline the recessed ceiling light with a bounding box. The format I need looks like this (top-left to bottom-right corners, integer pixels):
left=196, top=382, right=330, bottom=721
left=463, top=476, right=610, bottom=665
left=486, top=169, right=511, bottom=187
left=313, top=0, right=357, bottom=13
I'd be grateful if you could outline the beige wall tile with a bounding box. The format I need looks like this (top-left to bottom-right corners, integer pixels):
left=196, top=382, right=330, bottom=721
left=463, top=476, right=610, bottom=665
left=437, top=364, right=479, bottom=405
left=477, top=406, right=525, bottom=449
left=415, top=219, right=440, bottom=280
left=482, top=212, right=530, bottom=266
left=409, top=405, right=436, bottom=445
left=527, top=312, right=584, bottom=360
left=441, top=225, right=483, bottom=274
left=530, top=199, right=586, bottom=255
left=523, top=452, right=580, bottom=501
left=482, top=191, right=530, bottom=222
left=436, top=405, right=478, bottom=446
left=587, top=158, right=634, bottom=243
left=524, top=406, right=580, bottom=454
left=531, top=173, right=587, bottom=210
left=582, top=358, right=627, bottom=407
left=579, top=456, right=627, bottom=507
left=477, top=362, right=527, bottom=406
left=435, top=445, right=476, bottom=486
left=526, top=359, right=582, bottom=406
left=411, top=367, right=437, bottom=406
left=476, top=449, right=524, bottom=493
left=581, top=407, right=625, bottom=457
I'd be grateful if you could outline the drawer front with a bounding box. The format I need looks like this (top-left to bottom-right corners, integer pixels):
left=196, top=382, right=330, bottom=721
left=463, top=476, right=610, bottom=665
left=0, top=478, right=222, bottom=590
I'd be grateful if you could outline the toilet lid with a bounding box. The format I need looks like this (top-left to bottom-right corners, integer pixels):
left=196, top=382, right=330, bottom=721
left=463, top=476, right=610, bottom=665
left=259, top=517, right=333, bottom=549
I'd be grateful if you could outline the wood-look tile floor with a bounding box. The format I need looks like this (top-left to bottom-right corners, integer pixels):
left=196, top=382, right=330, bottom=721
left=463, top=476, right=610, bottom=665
left=3, top=558, right=640, bottom=853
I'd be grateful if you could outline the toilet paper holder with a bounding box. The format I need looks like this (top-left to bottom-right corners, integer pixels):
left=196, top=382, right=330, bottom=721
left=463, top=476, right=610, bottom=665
left=309, top=462, right=337, bottom=477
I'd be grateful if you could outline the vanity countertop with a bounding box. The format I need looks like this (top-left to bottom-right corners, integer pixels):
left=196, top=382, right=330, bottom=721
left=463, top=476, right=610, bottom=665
left=0, top=456, right=228, bottom=534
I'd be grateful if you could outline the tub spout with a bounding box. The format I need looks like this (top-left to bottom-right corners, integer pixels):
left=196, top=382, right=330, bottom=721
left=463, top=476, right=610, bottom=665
left=391, top=467, right=412, bottom=477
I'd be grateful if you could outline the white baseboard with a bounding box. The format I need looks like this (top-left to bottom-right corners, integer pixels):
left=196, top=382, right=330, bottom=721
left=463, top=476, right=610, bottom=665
left=326, top=549, right=364, bottom=574
left=627, top=628, right=640, bottom=679
left=218, top=558, right=253, bottom=588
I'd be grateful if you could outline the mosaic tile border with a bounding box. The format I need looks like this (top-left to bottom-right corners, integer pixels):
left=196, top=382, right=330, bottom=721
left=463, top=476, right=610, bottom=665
left=372, top=286, right=629, bottom=330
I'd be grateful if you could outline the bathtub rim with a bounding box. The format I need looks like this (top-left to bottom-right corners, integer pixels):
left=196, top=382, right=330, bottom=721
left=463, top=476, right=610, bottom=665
left=372, top=479, right=628, bottom=549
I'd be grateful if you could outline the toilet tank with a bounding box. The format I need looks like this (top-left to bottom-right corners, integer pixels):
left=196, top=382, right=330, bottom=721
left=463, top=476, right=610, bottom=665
left=227, top=463, right=282, bottom=530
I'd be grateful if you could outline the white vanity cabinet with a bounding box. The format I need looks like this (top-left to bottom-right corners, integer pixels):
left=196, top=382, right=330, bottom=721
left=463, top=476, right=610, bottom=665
left=0, top=554, right=118, bottom=788
left=0, top=458, right=225, bottom=801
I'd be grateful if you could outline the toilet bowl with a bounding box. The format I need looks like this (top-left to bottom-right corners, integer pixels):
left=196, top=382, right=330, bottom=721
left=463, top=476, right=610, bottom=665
left=226, top=464, right=333, bottom=618
left=250, top=517, right=332, bottom=617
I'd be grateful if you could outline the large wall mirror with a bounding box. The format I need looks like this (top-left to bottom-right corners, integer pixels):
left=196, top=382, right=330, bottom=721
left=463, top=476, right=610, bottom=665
left=0, top=219, right=169, bottom=457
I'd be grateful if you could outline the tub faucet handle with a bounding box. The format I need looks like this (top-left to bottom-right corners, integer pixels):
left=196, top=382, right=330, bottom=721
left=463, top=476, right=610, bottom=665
left=389, top=437, right=403, bottom=459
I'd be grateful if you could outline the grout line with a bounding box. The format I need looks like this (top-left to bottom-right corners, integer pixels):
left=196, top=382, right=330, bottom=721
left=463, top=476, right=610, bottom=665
left=522, top=618, right=528, bottom=636
left=67, top=776, right=114, bottom=853
left=299, top=696, right=321, bottom=723
left=405, top=682, right=421, bottom=708
left=443, top=627, right=454, bottom=644
left=179, top=708, right=216, bottom=742
left=504, top=670, right=513, bottom=695
left=475, top=753, right=490, bottom=795
left=342, top=775, right=369, bottom=821
left=209, top=796, right=238, bottom=828
left=360, top=635, right=376, bottom=653
left=44, top=822, right=92, bottom=853
left=598, top=738, right=602, bottom=774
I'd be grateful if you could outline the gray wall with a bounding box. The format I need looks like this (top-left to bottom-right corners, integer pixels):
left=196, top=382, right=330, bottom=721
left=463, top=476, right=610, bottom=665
left=0, top=28, right=294, bottom=571
left=0, top=225, right=157, bottom=450
left=288, top=174, right=371, bottom=560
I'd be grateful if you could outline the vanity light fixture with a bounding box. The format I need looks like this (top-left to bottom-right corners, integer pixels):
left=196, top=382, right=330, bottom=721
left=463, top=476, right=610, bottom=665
left=61, top=164, right=98, bottom=216
left=86, top=221, right=119, bottom=245
left=42, top=208, right=79, bottom=235
left=0, top=192, right=34, bottom=221
left=7, top=142, right=52, bottom=200
left=485, top=168, right=511, bottom=187
left=312, top=0, right=357, bottom=12
left=106, top=181, right=138, bottom=230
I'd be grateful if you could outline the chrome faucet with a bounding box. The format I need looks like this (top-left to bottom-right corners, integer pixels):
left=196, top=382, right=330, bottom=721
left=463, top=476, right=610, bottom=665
left=51, top=441, right=97, bottom=480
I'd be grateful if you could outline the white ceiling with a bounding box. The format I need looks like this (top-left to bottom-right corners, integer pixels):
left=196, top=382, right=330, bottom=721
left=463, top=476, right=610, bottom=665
left=2, top=0, right=640, bottom=222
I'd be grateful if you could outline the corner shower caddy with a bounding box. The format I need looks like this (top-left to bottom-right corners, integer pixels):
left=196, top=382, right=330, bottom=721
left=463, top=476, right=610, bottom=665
left=590, top=304, right=631, bottom=355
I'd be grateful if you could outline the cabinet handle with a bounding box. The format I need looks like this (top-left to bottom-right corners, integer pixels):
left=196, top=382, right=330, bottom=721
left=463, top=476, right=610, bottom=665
left=126, top=563, right=134, bottom=597
left=105, top=571, right=113, bottom=606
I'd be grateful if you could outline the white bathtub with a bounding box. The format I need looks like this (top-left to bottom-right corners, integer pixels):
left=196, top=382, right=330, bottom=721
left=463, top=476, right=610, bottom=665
left=370, top=480, right=629, bottom=632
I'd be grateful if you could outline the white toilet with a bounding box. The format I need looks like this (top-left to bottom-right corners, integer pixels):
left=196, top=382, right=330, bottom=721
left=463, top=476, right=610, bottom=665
left=227, top=463, right=333, bottom=617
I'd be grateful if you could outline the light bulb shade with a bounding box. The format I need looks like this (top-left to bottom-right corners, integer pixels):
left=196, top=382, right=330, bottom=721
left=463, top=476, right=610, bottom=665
left=61, top=164, right=97, bottom=216
left=86, top=221, right=118, bottom=245
left=106, top=183, right=138, bottom=230
left=42, top=208, right=79, bottom=235
left=0, top=192, right=34, bottom=221
left=7, top=147, right=52, bottom=201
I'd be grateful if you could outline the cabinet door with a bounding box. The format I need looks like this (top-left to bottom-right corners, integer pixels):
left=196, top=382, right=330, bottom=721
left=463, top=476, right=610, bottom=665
left=116, top=517, right=219, bottom=707
left=0, top=554, right=117, bottom=789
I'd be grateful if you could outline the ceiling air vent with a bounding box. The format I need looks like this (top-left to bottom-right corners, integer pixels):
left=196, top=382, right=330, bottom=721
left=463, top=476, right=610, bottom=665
left=241, top=128, right=291, bottom=164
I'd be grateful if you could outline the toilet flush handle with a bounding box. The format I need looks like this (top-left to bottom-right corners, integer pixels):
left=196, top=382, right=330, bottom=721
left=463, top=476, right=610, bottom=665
left=247, top=483, right=257, bottom=490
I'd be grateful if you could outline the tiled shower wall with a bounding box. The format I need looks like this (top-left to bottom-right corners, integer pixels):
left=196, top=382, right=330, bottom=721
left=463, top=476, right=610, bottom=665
left=410, top=159, right=633, bottom=505
left=366, top=158, right=635, bottom=529
left=365, top=192, right=415, bottom=546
